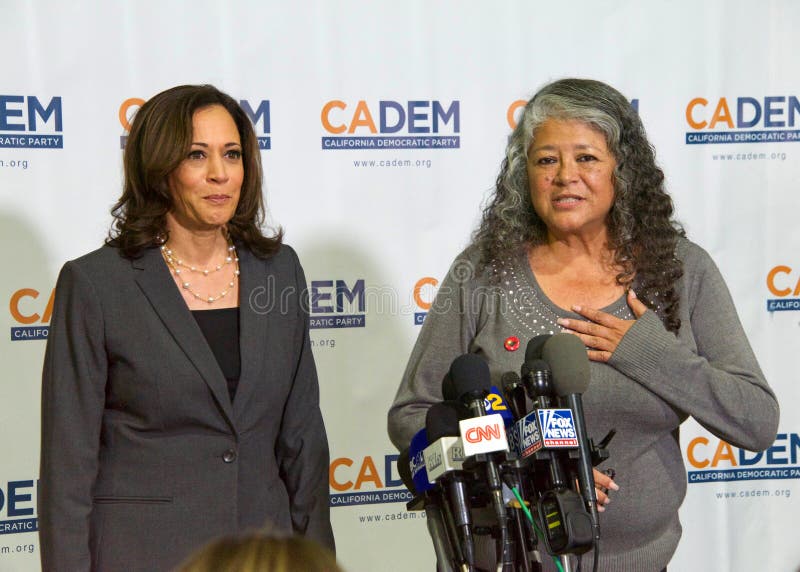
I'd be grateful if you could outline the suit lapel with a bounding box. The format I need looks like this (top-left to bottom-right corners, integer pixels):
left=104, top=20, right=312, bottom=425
left=132, top=247, right=236, bottom=431
left=233, top=247, right=269, bottom=418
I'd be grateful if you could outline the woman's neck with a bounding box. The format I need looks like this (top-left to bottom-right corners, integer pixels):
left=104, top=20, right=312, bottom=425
left=528, top=232, right=626, bottom=311
left=536, top=228, right=615, bottom=271
left=165, top=220, right=228, bottom=267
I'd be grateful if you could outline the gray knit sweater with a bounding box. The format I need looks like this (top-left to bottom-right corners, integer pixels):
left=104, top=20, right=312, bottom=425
left=387, top=237, right=779, bottom=571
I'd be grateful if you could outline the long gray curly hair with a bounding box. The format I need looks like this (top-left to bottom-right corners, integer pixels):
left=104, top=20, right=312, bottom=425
left=472, top=78, right=685, bottom=332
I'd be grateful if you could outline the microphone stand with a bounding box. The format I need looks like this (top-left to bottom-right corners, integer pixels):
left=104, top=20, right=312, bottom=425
left=463, top=395, right=514, bottom=572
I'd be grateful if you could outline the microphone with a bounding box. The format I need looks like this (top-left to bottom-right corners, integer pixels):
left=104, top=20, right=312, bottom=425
left=501, top=371, right=527, bottom=422
left=521, top=333, right=553, bottom=409
left=448, top=356, right=509, bottom=460
left=521, top=358, right=555, bottom=409
left=525, top=334, right=551, bottom=362
left=408, top=427, right=433, bottom=495
left=396, top=448, right=415, bottom=494
left=518, top=338, right=553, bottom=456
left=500, top=372, right=541, bottom=572
left=424, top=402, right=475, bottom=569
left=516, top=338, right=593, bottom=557
left=542, top=333, right=600, bottom=553
left=449, top=354, right=491, bottom=418
left=447, top=360, right=514, bottom=423
left=448, top=354, right=515, bottom=571
left=519, top=349, right=567, bottom=489
left=442, top=371, right=456, bottom=401
left=424, top=402, right=470, bottom=482
left=398, top=448, right=458, bottom=572
left=540, top=333, right=590, bottom=394
left=502, top=371, right=528, bottom=456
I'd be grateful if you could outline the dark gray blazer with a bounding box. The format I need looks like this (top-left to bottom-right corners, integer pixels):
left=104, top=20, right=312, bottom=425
left=39, top=243, right=334, bottom=572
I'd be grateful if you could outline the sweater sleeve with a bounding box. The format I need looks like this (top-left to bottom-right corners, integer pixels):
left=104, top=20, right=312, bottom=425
left=387, top=253, right=483, bottom=451
left=608, top=243, right=779, bottom=452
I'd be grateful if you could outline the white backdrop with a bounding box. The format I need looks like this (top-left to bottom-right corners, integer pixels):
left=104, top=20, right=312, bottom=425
left=1, top=1, right=799, bottom=570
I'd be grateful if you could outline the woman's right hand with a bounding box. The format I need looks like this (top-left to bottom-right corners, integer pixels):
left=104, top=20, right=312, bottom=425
left=557, top=289, right=650, bottom=363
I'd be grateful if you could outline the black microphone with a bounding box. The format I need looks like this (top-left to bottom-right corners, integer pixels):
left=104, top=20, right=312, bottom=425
left=521, top=335, right=554, bottom=410
left=501, top=371, right=527, bottom=422
left=500, top=370, right=540, bottom=572
left=449, top=354, right=490, bottom=417
left=520, top=342, right=567, bottom=492
left=425, top=402, right=475, bottom=569
left=542, top=334, right=600, bottom=553
left=521, top=358, right=555, bottom=409
left=398, top=448, right=459, bottom=572
left=517, top=358, right=568, bottom=491
left=526, top=334, right=552, bottom=361
left=448, top=354, right=515, bottom=571
left=442, top=370, right=456, bottom=402
left=515, top=338, right=593, bottom=557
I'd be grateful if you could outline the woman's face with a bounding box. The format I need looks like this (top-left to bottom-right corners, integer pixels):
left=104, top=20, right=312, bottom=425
left=526, top=118, right=617, bottom=241
left=168, top=105, right=244, bottom=232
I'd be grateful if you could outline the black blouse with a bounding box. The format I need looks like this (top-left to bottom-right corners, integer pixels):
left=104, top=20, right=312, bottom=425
left=191, top=307, right=241, bottom=402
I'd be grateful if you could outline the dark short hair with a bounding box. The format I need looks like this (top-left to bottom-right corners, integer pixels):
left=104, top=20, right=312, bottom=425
left=107, top=84, right=281, bottom=258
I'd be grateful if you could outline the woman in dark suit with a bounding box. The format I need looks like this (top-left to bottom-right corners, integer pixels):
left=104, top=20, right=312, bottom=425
left=39, top=85, right=334, bottom=571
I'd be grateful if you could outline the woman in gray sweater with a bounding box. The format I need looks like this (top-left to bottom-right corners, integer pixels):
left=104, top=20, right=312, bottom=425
left=387, top=79, right=779, bottom=571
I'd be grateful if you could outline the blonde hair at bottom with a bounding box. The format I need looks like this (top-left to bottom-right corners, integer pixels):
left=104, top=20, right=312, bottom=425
left=175, top=530, right=343, bottom=572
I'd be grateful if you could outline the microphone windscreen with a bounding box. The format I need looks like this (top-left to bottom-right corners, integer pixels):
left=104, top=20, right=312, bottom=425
left=500, top=371, right=521, bottom=390
left=525, top=334, right=552, bottom=363
left=425, top=401, right=467, bottom=442
left=397, top=449, right=416, bottom=494
left=542, top=333, right=591, bottom=395
left=449, top=353, right=491, bottom=400
left=441, top=371, right=456, bottom=401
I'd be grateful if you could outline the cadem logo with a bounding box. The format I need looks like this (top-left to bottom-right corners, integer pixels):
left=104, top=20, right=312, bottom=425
left=309, top=279, right=365, bottom=329
left=685, top=432, right=800, bottom=483
left=412, top=276, right=438, bottom=325
left=0, top=96, right=63, bottom=149
left=321, top=99, right=460, bottom=150
left=329, top=453, right=409, bottom=507
left=685, top=96, right=800, bottom=144
left=0, top=478, right=38, bottom=534
left=766, top=265, right=800, bottom=312
left=9, top=288, right=53, bottom=341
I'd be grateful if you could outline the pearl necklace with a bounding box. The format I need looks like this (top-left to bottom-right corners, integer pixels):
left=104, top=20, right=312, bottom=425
left=161, top=244, right=237, bottom=275
left=161, top=243, right=240, bottom=304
